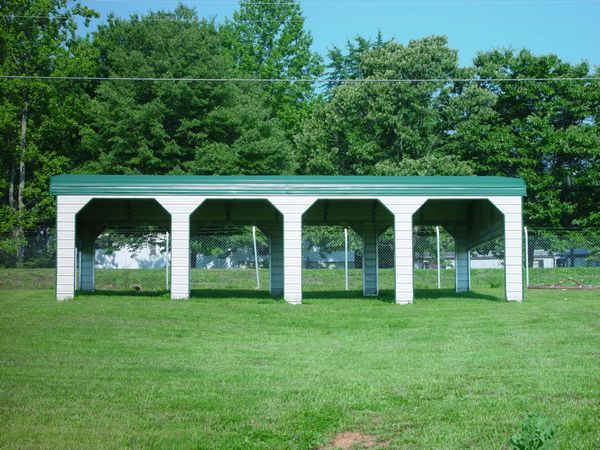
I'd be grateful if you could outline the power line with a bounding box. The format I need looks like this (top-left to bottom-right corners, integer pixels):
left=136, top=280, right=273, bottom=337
left=1, top=75, right=598, bottom=83
left=3, top=14, right=598, bottom=23
left=76, top=0, right=600, bottom=4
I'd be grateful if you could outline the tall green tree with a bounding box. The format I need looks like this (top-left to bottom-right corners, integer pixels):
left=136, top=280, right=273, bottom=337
left=326, top=32, right=384, bottom=90
left=296, top=35, right=469, bottom=175
left=0, top=0, right=97, bottom=232
left=468, top=49, right=600, bottom=227
left=223, top=0, right=323, bottom=132
left=83, top=6, right=295, bottom=176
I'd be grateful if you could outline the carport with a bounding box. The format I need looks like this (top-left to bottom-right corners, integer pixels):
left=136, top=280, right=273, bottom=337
left=50, top=175, right=526, bottom=304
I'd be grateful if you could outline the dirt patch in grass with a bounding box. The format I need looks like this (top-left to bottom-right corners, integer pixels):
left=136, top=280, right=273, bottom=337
left=528, top=278, right=600, bottom=290
left=322, top=431, right=389, bottom=449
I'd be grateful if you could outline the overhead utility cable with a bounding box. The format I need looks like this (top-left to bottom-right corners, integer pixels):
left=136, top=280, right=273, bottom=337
left=1, top=75, right=598, bottom=83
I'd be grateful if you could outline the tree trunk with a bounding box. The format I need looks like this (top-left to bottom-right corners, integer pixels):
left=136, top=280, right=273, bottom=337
left=15, top=89, right=29, bottom=266
left=8, top=164, right=15, bottom=209
left=18, top=89, right=28, bottom=220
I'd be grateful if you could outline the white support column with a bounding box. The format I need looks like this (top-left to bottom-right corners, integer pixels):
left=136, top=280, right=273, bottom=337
left=282, top=213, right=303, bottom=304
left=362, top=223, right=378, bottom=296
left=269, top=221, right=284, bottom=296
left=393, top=216, right=414, bottom=304
left=157, top=197, right=205, bottom=300
left=454, top=225, right=470, bottom=293
left=56, top=196, right=91, bottom=301
left=171, top=212, right=191, bottom=299
left=381, top=198, right=427, bottom=305
left=490, top=196, right=524, bottom=302
left=268, top=197, right=315, bottom=305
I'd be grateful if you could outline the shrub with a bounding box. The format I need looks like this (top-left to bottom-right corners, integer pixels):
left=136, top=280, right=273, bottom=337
left=509, top=413, right=556, bottom=450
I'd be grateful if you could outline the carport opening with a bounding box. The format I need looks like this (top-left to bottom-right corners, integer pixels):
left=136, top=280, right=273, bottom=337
left=412, top=199, right=506, bottom=300
left=75, top=199, right=171, bottom=296
left=413, top=226, right=456, bottom=291
left=302, top=199, right=394, bottom=300
left=189, top=199, right=280, bottom=298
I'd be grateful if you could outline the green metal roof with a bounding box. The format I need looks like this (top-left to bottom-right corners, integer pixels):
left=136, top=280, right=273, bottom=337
left=50, top=175, right=526, bottom=196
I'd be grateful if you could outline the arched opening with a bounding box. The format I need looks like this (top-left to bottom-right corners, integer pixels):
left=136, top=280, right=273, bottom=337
left=302, top=199, right=394, bottom=300
left=75, top=199, right=171, bottom=296
left=189, top=199, right=282, bottom=298
left=412, top=199, right=506, bottom=300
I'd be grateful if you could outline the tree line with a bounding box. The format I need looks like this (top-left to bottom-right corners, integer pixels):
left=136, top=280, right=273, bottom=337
left=1, top=0, right=599, bottom=235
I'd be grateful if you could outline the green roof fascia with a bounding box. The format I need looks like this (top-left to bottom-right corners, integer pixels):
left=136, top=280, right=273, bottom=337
left=50, top=175, right=526, bottom=197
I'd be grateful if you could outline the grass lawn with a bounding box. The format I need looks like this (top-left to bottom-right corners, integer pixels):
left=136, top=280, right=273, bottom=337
left=0, top=287, right=599, bottom=449
left=2, top=266, right=599, bottom=293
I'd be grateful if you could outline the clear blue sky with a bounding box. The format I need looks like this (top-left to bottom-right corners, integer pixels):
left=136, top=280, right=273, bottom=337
left=76, top=0, right=600, bottom=69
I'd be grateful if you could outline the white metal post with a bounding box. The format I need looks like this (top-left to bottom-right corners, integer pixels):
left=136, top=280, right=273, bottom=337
left=436, top=226, right=441, bottom=289
left=344, top=227, right=349, bottom=290
left=253, top=226, right=260, bottom=289
left=524, top=226, right=529, bottom=288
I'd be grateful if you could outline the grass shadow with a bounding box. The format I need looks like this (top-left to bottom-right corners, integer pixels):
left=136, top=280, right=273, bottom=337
left=414, top=288, right=504, bottom=302
left=190, top=289, right=272, bottom=299
left=78, top=289, right=169, bottom=298
left=303, top=289, right=396, bottom=303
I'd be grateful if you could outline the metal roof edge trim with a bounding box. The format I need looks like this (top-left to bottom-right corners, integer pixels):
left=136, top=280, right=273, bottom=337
left=50, top=175, right=527, bottom=197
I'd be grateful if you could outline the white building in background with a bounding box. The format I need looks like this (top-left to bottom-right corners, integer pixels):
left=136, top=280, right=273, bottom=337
left=95, top=243, right=168, bottom=269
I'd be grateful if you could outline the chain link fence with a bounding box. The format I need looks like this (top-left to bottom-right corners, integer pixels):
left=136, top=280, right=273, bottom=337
left=190, top=227, right=269, bottom=293
left=93, top=229, right=170, bottom=293
left=525, top=228, right=600, bottom=288
left=1, top=226, right=598, bottom=293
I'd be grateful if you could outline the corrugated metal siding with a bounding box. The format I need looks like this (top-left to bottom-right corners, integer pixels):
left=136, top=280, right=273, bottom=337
left=269, top=223, right=284, bottom=296
left=454, top=226, right=470, bottom=293
left=363, top=224, right=378, bottom=296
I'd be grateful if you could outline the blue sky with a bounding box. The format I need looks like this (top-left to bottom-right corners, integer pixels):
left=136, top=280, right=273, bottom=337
left=76, top=0, right=600, bottom=69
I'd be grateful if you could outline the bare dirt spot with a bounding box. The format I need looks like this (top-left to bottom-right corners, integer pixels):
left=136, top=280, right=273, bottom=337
left=529, top=278, right=600, bottom=290
left=322, top=431, right=389, bottom=449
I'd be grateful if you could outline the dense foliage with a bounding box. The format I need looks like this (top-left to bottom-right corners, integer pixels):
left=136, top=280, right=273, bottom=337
left=1, top=0, right=598, bottom=231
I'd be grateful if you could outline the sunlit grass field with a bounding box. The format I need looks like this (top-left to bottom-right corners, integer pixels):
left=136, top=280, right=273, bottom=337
left=0, top=281, right=599, bottom=448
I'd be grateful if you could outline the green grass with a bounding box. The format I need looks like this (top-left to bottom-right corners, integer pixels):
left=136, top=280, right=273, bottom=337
left=2, top=266, right=599, bottom=293
left=0, top=288, right=599, bottom=448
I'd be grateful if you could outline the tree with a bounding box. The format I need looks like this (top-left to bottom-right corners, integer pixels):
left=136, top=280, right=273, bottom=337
left=0, top=1, right=97, bottom=234
left=471, top=49, right=600, bottom=227
left=326, top=32, right=384, bottom=90
left=223, top=0, right=323, bottom=133
left=83, top=6, right=295, bottom=176
left=296, top=35, right=469, bottom=175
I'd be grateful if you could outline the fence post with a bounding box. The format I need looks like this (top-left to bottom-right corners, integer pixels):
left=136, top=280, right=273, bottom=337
left=344, top=227, right=349, bottom=291
left=436, top=226, right=441, bottom=289
left=524, top=226, right=529, bottom=288
left=252, top=226, right=260, bottom=289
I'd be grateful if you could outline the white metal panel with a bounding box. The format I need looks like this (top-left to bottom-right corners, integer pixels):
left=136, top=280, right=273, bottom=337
left=491, top=197, right=524, bottom=302
left=268, top=199, right=314, bottom=304
left=156, top=198, right=201, bottom=300
left=283, top=213, right=303, bottom=304
left=55, top=196, right=91, bottom=301
left=380, top=199, right=426, bottom=305
left=394, top=219, right=415, bottom=304
left=169, top=212, right=191, bottom=300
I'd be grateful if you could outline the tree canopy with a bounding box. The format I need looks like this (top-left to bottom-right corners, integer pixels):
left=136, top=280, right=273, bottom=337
left=1, top=1, right=598, bottom=230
